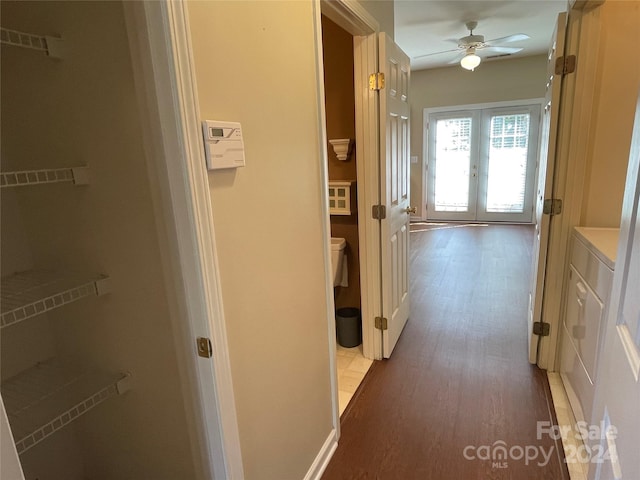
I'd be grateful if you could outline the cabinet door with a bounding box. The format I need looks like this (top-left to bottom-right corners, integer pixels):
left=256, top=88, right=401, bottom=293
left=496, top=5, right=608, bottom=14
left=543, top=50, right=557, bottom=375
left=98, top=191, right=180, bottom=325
left=565, top=266, right=606, bottom=383
left=562, top=266, right=608, bottom=426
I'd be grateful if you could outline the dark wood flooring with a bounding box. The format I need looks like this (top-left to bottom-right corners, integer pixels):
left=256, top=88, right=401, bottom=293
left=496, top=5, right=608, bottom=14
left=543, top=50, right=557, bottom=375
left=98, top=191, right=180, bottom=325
left=322, top=224, right=569, bottom=480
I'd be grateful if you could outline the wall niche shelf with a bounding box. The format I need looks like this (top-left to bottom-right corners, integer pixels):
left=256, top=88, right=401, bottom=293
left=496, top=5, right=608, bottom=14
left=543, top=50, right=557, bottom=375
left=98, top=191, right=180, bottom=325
left=1, top=166, right=89, bottom=188
left=1, top=270, right=110, bottom=329
left=1, top=359, right=131, bottom=454
left=0, top=27, right=63, bottom=58
left=329, top=139, right=353, bottom=161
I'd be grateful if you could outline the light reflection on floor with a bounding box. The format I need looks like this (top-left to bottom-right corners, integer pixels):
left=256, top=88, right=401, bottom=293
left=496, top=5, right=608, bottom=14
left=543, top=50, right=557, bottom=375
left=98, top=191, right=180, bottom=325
left=410, top=222, right=489, bottom=233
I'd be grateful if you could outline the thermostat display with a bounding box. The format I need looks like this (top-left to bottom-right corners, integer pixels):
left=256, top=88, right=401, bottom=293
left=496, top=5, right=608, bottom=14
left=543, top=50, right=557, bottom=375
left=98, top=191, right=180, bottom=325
left=201, top=120, right=246, bottom=170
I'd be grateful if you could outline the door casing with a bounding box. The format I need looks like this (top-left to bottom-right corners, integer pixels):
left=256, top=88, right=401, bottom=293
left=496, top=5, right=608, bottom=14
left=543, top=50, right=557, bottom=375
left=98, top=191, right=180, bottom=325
left=320, top=1, right=386, bottom=364
left=123, top=2, right=244, bottom=478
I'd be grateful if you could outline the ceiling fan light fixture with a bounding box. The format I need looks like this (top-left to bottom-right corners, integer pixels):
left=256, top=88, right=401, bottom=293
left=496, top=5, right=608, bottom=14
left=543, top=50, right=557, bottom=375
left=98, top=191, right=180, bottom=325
left=460, top=49, right=481, bottom=71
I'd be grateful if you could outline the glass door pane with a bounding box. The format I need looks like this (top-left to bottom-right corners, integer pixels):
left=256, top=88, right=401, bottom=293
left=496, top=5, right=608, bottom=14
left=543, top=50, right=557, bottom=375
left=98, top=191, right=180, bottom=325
left=426, top=113, right=478, bottom=221
left=477, top=106, right=540, bottom=222
left=486, top=113, right=530, bottom=213
left=434, top=118, right=472, bottom=212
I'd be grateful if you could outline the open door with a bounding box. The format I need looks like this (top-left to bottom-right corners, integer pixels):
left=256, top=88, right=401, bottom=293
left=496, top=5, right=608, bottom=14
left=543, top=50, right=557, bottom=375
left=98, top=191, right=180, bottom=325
left=1, top=397, right=24, bottom=480
left=528, top=12, right=567, bottom=364
left=379, top=33, right=412, bottom=358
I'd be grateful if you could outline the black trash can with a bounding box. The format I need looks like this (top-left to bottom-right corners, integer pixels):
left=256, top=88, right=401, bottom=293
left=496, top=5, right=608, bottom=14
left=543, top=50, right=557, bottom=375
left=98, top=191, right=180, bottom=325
left=336, top=307, right=362, bottom=348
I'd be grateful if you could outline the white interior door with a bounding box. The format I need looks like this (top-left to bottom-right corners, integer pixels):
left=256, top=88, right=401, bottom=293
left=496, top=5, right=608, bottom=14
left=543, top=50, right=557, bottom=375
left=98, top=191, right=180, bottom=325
left=379, top=32, right=411, bottom=358
left=592, top=88, right=640, bottom=480
left=528, top=12, right=567, bottom=364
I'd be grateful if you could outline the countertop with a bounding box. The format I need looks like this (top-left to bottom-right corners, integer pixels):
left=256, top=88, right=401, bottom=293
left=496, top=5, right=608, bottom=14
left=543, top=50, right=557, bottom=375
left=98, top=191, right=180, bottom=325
left=574, top=227, right=620, bottom=270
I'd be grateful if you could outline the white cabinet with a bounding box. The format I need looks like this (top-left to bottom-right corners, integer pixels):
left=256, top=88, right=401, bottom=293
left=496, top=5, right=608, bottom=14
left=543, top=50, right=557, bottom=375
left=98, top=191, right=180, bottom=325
left=560, top=227, right=618, bottom=430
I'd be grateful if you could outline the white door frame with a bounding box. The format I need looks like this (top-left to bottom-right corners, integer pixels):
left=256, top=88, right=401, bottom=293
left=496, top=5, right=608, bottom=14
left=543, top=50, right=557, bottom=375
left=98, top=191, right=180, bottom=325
left=529, top=11, right=568, bottom=365
left=1, top=396, right=24, bottom=479
left=538, top=0, right=605, bottom=371
left=320, top=0, right=384, bottom=362
left=123, top=2, right=243, bottom=478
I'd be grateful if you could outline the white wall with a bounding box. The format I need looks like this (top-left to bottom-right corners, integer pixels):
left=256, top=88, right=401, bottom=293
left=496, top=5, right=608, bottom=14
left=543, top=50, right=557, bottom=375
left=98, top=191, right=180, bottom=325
left=409, top=55, right=548, bottom=216
left=187, top=2, right=334, bottom=479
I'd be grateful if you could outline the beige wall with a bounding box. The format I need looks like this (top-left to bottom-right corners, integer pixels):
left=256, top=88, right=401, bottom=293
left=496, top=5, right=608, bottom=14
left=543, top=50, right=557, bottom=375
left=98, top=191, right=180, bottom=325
left=360, top=0, right=394, bottom=37
left=580, top=1, right=640, bottom=227
left=322, top=16, right=361, bottom=310
left=409, top=55, right=548, bottom=216
left=187, top=2, right=334, bottom=479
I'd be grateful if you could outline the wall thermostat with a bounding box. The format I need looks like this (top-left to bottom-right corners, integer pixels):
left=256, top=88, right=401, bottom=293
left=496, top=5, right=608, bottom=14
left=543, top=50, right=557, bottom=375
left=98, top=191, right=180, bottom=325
left=201, top=120, right=246, bottom=170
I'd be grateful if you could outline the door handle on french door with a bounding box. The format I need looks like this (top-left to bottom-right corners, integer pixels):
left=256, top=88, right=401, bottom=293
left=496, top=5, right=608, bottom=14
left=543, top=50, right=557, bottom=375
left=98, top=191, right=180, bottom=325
left=405, top=206, right=417, bottom=214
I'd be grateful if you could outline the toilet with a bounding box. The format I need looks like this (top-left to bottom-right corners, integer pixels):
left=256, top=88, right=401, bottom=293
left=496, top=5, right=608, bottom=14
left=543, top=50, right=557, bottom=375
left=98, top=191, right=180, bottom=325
left=330, top=237, right=346, bottom=287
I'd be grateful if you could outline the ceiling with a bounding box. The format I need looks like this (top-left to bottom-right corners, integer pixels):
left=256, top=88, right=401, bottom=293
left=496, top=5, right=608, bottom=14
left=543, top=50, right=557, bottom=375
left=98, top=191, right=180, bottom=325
left=394, top=0, right=568, bottom=71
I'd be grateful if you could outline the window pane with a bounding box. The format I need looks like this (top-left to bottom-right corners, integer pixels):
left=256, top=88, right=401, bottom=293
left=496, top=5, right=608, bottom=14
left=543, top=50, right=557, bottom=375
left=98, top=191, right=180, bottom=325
left=434, top=117, right=472, bottom=212
left=486, top=114, right=530, bottom=213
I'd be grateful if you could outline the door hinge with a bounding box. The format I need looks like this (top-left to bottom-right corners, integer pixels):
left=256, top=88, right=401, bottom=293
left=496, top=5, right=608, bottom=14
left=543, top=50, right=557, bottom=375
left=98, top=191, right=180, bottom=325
left=369, top=72, right=385, bottom=91
left=372, top=204, right=386, bottom=220
left=196, top=337, right=213, bottom=358
left=555, top=55, right=576, bottom=75
left=543, top=198, right=563, bottom=216
left=375, top=316, right=388, bottom=330
left=533, top=321, right=550, bottom=337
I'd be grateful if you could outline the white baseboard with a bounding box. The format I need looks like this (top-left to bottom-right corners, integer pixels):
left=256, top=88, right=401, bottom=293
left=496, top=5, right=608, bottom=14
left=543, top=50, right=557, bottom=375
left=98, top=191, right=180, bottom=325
left=303, top=429, right=338, bottom=480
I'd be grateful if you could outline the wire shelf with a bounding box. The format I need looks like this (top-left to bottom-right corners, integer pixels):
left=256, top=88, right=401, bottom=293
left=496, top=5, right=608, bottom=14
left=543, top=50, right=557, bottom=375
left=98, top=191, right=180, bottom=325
left=1, top=270, right=110, bottom=329
left=0, top=27, right=47, bottom=52
left=2, top=168, right=72, bottom=187
left=2, top=359, right=130, bottom=454
left=1, top=167, right=89, bottom=188
left=0, top=27, right=63, bottom=58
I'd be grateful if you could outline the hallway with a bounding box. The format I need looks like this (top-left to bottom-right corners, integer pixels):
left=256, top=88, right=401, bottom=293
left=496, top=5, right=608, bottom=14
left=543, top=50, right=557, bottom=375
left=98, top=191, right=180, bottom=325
left=322, top=224, right=569, bottom=479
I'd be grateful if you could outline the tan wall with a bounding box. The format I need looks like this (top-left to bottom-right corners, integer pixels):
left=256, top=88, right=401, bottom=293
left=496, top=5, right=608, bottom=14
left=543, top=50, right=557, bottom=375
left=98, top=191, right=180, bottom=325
left=360, top=0, right=394, bottom=37
left=580, top=1, right=640, bottom=227
left=322, top=16, right=361, bottom=310
left=409, top=55, right=548, bottom=216
left=187, top=2, right=334, bottom=479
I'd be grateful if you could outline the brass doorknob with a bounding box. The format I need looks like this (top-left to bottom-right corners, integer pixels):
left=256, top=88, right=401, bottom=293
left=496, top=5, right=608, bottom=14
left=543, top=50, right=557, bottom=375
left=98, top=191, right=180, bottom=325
left=405, top=206, right=417, bottom=214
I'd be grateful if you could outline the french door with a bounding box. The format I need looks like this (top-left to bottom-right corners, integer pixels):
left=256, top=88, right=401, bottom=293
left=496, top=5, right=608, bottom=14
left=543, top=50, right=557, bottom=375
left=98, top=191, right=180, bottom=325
left=426, top=104, right=541, bottom=223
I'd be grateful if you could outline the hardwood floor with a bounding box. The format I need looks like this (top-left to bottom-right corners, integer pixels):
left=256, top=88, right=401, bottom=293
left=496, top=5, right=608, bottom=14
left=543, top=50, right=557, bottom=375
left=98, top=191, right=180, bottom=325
left=322, top=224, right=569, bottom=480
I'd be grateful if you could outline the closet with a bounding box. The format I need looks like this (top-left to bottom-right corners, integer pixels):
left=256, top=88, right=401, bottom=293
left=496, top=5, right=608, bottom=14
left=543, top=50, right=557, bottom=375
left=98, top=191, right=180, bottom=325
left=1, top=2, right=198, bottom=478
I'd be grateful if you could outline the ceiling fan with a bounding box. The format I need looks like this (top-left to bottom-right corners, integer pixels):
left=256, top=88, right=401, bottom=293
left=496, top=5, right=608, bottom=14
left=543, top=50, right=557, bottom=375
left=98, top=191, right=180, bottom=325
left=415, top=21, right=530, bottom=71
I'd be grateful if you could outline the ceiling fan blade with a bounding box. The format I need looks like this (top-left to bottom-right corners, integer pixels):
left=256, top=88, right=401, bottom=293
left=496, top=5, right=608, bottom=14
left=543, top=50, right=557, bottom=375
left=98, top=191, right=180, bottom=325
left=413, top=48, right=460, bottom=60
left=481, top=46, right=523, bottom=55
left=447, top=53, right=466, bottom=65
left=485, top=33, right=530, bottom=44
